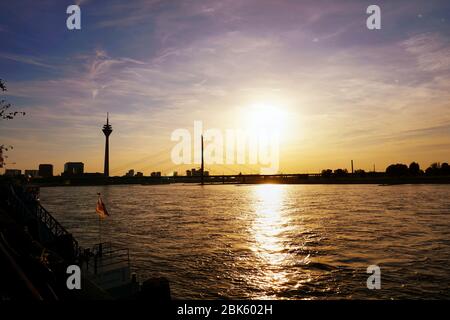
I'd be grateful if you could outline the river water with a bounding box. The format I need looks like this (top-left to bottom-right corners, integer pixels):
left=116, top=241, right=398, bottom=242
left=40, top=184, right=450, bottom=299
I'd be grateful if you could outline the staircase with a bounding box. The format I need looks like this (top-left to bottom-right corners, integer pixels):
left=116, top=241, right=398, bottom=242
left=5, top=184, right=79, bottom=260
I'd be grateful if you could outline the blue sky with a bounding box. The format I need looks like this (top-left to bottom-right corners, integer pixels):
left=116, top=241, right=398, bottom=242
left=1, top=0, right=450, bottom=175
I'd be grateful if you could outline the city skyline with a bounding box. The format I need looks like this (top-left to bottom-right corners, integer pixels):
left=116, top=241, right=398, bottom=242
left=1, top=0, right=450, bottom=175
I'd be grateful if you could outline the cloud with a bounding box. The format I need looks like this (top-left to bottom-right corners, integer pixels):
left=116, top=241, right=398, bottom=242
left=403, top=33, right=450, bottom=72
left=0, top=52, right=54, bottom=69
left=92, top=0, right=163, bottom=28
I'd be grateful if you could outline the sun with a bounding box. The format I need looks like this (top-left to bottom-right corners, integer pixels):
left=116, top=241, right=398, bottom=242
left=245, top=102, right=287, bottom=134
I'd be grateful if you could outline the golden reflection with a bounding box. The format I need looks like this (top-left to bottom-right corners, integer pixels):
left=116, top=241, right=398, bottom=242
left=250, top=184, right=291, bottom=296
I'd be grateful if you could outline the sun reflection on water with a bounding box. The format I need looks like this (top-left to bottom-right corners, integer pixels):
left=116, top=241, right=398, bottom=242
left=250, top=184, right=292, bottom=297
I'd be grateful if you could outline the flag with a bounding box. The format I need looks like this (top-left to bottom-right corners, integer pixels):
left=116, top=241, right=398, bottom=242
left=96, top=193, right=110, bottom=218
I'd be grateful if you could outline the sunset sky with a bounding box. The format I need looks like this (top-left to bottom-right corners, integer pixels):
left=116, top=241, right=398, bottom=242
left=1, top=0, right=450, bottom=175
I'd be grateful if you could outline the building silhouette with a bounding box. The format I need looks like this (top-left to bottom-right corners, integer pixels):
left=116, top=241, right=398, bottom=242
left=38, top=164, right=53, bottom=177
left=102, top=113, right=113, bottom=177
left=4, top=169, right=21, bottom=177
left=186, top=167, right=209, bottom=177
left=24, top=170, right=39, bottom=178
left=64, top=162, right=84, bottom=176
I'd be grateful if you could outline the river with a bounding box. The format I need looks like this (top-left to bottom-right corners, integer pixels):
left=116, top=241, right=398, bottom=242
left=40, top=184, right=450, bottom=299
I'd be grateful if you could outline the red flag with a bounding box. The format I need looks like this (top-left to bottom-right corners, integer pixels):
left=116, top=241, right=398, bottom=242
left=96, top=194, right=109, bottom=218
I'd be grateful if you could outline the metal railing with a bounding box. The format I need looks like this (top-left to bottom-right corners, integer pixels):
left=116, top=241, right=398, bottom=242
left=85, top=242, right=131, bottom=275
left=6, top=185, right=79, bottom=256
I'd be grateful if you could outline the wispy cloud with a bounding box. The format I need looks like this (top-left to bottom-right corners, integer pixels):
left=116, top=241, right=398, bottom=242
left=0, top=52, right=54, bottom=69
left=93, top=0, right=162, bottom=28
left=403, top=33, right=450, bottom=72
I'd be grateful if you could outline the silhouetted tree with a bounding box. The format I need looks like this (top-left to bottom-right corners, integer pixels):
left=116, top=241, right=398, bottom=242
left=354, top=169, right=366, bottom=177
left=386, top=163, right=409, bottom=176
left=333, top=168, right=348, bottom=177
left=425, top=162, right=450, bottom=175
left=431, top=162, right=440, bottom=169
left=1, top=79, right=25, bottom=120
left=442, top=163, right=450, bottom=175
left=425, top=162, right=441, bottom=175
left=408, top=162, right=421, bottom=175
left=321, top=169, right=332, bottom=177
left=1, top=79, right=25, bottom=168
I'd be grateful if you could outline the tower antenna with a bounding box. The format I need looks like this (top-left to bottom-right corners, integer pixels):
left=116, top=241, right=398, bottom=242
left=102, top=113, right=113, bottom=177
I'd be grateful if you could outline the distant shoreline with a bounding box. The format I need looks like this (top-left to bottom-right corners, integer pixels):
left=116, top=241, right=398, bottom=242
left=11, top=174, right=450, bottom=187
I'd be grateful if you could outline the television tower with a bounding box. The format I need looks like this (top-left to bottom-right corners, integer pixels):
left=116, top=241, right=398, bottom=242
left=102, top=113, right=113, bottom=177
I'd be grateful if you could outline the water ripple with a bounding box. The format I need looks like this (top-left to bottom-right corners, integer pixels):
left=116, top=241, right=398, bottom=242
left=40, top=184, right=450, bottom=299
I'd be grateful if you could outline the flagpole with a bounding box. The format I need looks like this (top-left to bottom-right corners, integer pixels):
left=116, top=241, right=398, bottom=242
left=97, top=193, right=102, bottom=246
left=99, top=214, right=102, bottom=245
left=96, top=192, right=109, bottom=251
